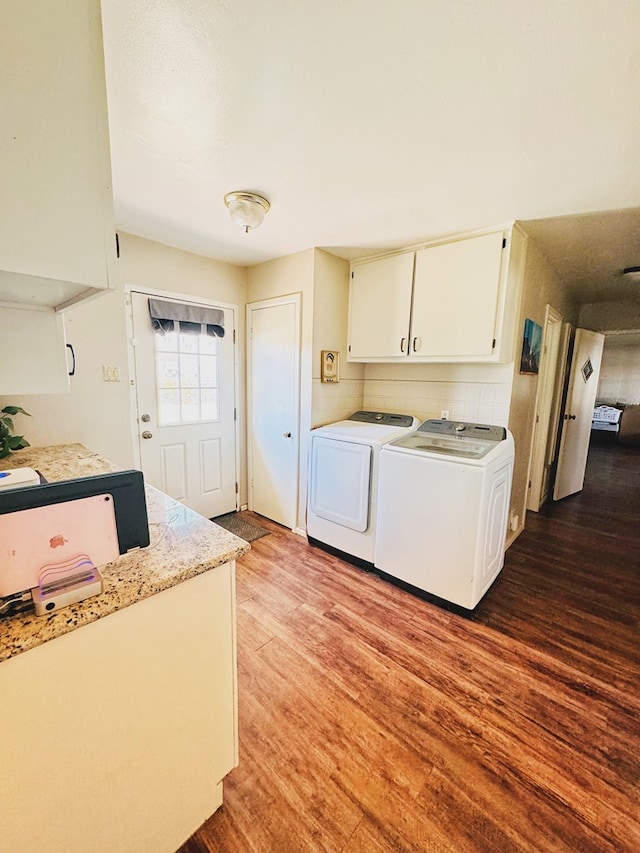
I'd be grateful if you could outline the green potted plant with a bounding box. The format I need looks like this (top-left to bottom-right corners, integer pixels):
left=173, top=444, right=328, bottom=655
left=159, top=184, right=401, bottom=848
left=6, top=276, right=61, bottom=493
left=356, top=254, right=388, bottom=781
left=0, top=405, right=31, bottom=459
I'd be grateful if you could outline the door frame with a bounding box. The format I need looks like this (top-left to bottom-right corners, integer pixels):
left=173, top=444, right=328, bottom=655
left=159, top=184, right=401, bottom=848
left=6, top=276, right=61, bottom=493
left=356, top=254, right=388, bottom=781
left=246, top=293, right=301, bottom=529
left=124, top=285, right=241, bottom=510
left=527, top=304, right=563, bottom=511
left=548, top=322, right=572, bottom=471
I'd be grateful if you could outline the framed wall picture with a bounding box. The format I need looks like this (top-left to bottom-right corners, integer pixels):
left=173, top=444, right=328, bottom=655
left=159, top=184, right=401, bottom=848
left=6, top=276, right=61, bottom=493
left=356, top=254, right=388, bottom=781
left=321, top=350, right=340, bottom=383
left=520, top=319, right=542, bottom=374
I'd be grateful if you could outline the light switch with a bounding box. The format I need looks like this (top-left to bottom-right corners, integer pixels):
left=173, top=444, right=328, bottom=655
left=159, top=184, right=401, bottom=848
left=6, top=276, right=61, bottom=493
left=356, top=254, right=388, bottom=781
left=102, top=366, right=121, bottom=382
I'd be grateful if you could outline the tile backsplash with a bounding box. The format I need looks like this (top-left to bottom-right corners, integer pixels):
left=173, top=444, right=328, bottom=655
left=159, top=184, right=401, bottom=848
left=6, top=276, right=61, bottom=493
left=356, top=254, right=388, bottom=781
left=311, top=376, right=511, bottom=428
left=363, top=378, right=512, bottom=427
left=311, top=378, right=365, bottom=427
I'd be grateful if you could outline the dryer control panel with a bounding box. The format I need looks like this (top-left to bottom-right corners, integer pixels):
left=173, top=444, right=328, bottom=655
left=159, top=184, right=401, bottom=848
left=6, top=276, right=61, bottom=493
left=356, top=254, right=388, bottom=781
left=349, top=411, right=416, bottom=428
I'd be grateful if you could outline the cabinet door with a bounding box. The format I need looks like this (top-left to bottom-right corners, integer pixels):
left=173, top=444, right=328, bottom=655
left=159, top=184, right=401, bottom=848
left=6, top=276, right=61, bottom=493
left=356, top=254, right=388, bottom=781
left=0, top=307, right=69, bottom=394
left=0, top=0, right=116, bottom=297
left=410, top=232, right=505, bottom=358
left=348, top=253, right=414, bottom=360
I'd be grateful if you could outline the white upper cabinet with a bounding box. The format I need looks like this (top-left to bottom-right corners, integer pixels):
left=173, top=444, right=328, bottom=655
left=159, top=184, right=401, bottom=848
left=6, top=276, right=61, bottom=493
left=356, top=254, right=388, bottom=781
left=410, top=231, right=505, bottom=359
left=347, top=227, right=526, bottom=364
left=0, top=0, right=117, bottom=310
left=347, top=252, right=414, bottom=359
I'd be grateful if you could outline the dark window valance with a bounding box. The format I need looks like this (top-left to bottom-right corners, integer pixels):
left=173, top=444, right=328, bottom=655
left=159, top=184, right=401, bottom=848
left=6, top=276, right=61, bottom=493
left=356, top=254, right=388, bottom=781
left=147, top=298, right=225, bottom=338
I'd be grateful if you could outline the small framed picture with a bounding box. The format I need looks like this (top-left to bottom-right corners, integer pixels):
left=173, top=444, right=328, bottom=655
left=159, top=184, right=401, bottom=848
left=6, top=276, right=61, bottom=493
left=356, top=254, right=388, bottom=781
left=321, top=350, right=340, bottom=383
left=520, top=319, right=542, bottom=375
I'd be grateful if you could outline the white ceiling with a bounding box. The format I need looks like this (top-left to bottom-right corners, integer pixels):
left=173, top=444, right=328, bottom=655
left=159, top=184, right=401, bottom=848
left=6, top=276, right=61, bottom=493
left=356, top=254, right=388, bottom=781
left=100, top=1, right=640, bottom=305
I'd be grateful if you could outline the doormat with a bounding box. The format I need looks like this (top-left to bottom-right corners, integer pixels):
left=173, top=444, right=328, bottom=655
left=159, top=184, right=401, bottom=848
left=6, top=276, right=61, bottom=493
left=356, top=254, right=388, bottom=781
left=211, top=512, right=270, bottom=543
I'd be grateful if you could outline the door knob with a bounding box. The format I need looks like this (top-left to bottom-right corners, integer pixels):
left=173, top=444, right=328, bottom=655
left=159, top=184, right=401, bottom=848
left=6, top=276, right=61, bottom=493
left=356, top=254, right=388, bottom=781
left=283, top=432, right=292, bottom=438
left=141, top=430, right=153, bottom=439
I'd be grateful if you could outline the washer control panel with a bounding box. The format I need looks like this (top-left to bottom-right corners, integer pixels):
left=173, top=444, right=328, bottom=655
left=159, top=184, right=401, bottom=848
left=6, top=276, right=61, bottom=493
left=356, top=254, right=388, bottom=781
left=417, top=419, right=506, bottom=442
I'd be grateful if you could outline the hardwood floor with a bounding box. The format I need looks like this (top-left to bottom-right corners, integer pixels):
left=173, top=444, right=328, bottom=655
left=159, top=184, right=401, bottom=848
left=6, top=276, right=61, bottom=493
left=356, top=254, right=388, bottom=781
left=179, top=443, right=639, bottom=853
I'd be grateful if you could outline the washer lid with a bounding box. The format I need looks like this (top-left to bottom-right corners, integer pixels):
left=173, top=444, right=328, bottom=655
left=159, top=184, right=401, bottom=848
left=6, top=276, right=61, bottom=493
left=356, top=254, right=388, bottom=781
left=389, top=433, right=498, bottom=459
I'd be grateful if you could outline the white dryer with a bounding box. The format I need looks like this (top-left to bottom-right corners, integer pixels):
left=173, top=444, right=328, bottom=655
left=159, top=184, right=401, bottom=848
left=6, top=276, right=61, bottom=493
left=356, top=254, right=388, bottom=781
left=374, top=419, right=514, bottom=611
left=307, top=411, right=418, bottom=566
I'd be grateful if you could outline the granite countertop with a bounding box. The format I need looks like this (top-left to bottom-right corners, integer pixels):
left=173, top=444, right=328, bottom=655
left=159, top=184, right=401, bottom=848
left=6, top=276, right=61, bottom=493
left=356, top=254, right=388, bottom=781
left=0, top=444, right=250, bottom=662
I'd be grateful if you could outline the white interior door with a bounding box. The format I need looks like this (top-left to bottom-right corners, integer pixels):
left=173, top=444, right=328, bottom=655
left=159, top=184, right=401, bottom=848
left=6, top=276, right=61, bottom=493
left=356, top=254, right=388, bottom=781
left=527, top=305, right=563, bottom=512
left=130, top=291, right=237, bottom=519
left=553, top=328, right=605, bottom=501
left=247, top=295, right=300, bottom=528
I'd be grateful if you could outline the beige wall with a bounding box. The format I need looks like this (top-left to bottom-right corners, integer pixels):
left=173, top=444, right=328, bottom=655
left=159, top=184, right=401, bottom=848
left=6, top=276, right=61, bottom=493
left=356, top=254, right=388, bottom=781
left=312, top=250, right=364, bottom=427
left=0, top=290, right=133, bottom=467
left=1, top=234, right=248, bottom=501
left=119, top=234, right=248, bottom=503
left=579, top=299, right=640, bottom=332
left=120, top=234, right=247, bottom=306
left=579, top=301, right=640, bottom=407
left=245, top=248, right=362, bottom=532
left=508, top=238, right=577, bottom=537
left=3, top=228, right=594, bottom=545
left=247, top=249, right=315, bottom=532
left=596, top=333, right=640, bottom=405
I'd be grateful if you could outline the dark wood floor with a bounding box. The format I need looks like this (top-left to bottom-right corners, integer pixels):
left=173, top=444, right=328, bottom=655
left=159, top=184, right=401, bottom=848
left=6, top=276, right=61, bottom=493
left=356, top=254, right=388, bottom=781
left=179, top=442, right=640, bottom=853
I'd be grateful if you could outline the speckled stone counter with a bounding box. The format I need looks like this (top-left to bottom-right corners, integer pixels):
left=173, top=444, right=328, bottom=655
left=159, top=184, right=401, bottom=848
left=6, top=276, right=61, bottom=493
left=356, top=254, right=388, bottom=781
left=0, top=444, right=250, bottom=662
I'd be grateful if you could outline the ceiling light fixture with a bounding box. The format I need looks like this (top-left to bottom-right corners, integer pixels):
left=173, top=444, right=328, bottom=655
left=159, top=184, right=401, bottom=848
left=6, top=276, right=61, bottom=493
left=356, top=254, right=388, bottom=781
left=622, top=266, right=640, bottom=282
left=223, top=191, right=270, bottom=233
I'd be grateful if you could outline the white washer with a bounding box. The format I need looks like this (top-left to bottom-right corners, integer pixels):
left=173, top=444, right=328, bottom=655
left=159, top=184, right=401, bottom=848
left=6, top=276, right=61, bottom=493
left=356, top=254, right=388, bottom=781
left=374, top=419, right=514, bottom=611
left=307, top=411, right=418, bottom=566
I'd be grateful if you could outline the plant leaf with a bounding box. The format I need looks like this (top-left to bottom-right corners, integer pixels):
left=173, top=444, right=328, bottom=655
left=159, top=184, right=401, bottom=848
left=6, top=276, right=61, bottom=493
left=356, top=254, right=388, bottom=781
left=1, top=406, right=31, bottom=417
left=8, top=435, right=27, bottom=449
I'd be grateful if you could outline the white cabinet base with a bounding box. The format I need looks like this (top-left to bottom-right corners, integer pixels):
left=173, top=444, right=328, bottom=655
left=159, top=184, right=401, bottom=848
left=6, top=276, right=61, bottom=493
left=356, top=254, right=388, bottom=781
left=0, top=564, right=238, bottom=853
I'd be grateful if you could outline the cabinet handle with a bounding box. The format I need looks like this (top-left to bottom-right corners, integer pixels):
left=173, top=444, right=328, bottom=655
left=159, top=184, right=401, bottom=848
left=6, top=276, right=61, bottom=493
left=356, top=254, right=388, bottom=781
left=412, top=336, right=421, bottom=353
left=66, top=343, right=76, bottom=376
left=400, top=337, right=406, bottom=353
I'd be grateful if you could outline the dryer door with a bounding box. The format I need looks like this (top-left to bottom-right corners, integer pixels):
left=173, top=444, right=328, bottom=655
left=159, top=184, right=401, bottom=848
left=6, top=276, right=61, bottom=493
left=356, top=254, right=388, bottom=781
left=309, top=437, right=372, bottom=531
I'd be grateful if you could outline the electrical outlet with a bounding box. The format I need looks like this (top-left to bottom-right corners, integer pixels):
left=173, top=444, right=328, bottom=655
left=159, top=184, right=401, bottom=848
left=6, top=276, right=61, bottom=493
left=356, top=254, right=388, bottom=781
left=440, top=410, right=449, bottom=420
